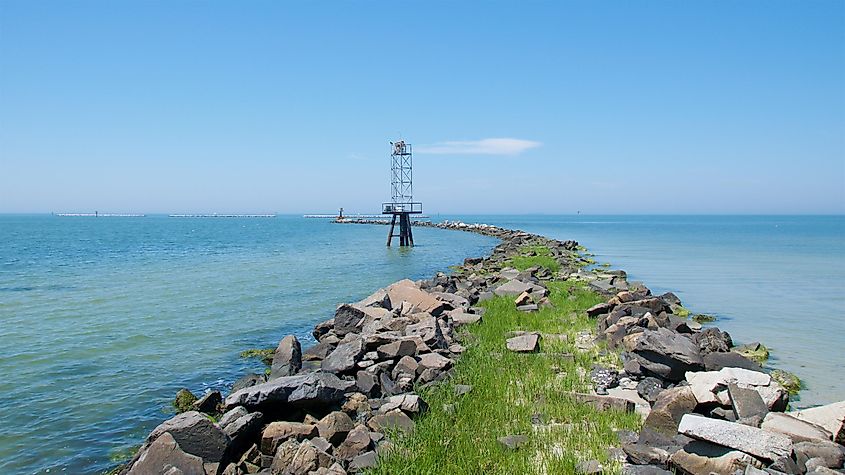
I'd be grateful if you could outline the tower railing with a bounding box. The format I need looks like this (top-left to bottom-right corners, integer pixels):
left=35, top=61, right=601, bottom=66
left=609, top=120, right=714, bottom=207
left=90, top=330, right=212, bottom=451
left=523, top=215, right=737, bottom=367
left=382, top=202, right=423, bottom=214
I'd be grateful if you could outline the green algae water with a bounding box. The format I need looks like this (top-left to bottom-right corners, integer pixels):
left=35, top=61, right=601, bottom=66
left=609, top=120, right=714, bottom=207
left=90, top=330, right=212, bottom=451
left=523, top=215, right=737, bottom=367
left=1, top=214, right=843, bottom=473
left=0, top=215, right=498, bottom=474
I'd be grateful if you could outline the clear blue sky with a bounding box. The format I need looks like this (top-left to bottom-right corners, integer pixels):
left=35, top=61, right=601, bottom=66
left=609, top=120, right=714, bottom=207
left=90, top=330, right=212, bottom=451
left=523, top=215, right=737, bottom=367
left=1, top=1, right=843, bottom=214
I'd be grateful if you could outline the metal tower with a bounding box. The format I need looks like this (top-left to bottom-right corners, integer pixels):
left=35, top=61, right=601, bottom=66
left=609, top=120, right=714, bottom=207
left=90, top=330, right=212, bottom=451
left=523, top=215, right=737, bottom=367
left=382, top=140, right=422, bottom=246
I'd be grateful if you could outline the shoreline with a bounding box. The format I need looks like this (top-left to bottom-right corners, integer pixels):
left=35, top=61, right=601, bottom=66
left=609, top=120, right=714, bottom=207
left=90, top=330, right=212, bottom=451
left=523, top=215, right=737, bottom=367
left=114, top=221, right=844, bottom=475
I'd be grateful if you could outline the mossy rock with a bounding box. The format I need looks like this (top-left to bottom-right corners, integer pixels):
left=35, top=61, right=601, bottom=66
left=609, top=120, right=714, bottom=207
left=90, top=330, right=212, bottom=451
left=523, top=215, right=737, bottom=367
left=735, top=343, right=769, bottom=364
left=692, top=314, right=716, bottom=323
left=673, top=305, right=691, bottom=318
left=173, top=388, right=198, bottom=413
left=240, top=348, right=275, bottom=366
left=771, top=369, right=801, bottom=395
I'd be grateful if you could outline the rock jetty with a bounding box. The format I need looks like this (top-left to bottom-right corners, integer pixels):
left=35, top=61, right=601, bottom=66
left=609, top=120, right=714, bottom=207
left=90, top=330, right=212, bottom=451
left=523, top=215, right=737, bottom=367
left=115, top=221, right=845, bottom=475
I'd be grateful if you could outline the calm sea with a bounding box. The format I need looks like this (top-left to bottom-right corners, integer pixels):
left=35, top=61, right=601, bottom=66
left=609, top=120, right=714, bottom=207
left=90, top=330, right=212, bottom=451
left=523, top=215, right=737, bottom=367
left=0, top=214, right=842, bottom=473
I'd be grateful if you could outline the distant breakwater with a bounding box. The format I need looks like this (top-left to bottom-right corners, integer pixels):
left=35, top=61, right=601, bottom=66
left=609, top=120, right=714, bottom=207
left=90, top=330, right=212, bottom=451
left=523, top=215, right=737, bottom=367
left=113, top=220, right=844, bottom=475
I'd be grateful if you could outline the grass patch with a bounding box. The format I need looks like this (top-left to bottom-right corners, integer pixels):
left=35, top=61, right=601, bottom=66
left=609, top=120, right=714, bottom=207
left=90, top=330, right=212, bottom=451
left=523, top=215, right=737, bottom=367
left=507, top=246, right=561, bottom=274
left=370, top=281, right=640, bottom=475
left=240, top=348, right=275, bottom=366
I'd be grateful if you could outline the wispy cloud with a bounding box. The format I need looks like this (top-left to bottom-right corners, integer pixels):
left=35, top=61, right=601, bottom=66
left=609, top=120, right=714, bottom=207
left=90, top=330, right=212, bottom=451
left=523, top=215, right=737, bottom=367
left=416, top=138, right=541, bottom=156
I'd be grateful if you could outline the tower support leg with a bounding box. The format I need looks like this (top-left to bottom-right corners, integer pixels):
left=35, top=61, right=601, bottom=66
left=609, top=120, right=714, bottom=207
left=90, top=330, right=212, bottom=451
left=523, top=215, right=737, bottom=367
left=387, top=214, right=397, bottom=246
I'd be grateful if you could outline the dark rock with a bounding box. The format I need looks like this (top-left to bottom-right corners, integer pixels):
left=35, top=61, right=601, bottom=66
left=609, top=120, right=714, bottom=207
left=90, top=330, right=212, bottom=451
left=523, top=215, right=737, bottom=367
left=230, top=373, right=266, bottom=394
left=728, top=383, right=769, bottom=425
left=405, top=316, right=448, bottom=349
left=631, top=328, right=704, bottom=382
left=378, top=372, right=399, bottom=396
left=302, top=340, right=337, bottom=361
left=146, top=411, right=230, bottom=462
left=587, top=302, right=614, bottom=318
left=224, top=373, right=355, bottom=411
left=793, top=441, right=845, bottom=470
left=702, top=351, right=763, bottom=372
left=334, top=304, right=367, bottom=336
left=692, top=327, right=733, bottom=355
left=192, top=390, right=222, bottom=414
left=321, top=336, right=364, bottom=374
left=591, top=365, right=619, bottom=392
left=317, top=411, right=356, bottom=445
left=497, top=434, right=529, bottom=450
left=636, top=377, right=665, bottom=405
left=218, top=406, right=248, bottom=431
left=312, top=318, right=335, bottom=340
left=641, top=386, right=697, bottom=438
left=355, top=370, right=379, bottom=397
left=270, top=335, right=302, bottom=378
left=223, top=411, right=263, bottom=455
left=127, top=432, right=204, bottom=475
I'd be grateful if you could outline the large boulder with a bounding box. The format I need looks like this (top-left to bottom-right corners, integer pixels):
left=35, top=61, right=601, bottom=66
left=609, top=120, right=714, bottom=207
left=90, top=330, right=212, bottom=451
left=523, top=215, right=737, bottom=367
left=335, top=424, right=373, bottom=460
left=493, top=279, right=534, bottom=297
left=702, top=351, right=763, bottom=372
left=316, top=411, right=355, bottom=445
left=146, top=411, right=230, bottom=462
left=685, top=367, right=788, bottom=411
left=128, top=432, right=205, bottom=475
left=405, top=316, right=447, bottom=349
left=386, top=279, right=451, bottom=316
left=270, top=335, right=302, bottom=379
left=321, top=335, right=364, bottom=374
left=224, top=373, right=355, bottom=410
left=261, top=421, right=318, bottom=454
left=728, top=383, right=769, bottom=425
left=678, top=414, right=793, bottom=462
left=333, top=304, right=367, bottom=336
left=761, top=413, right=833, bottom=443
left=791, top=401, right=845, bottom=444
left=631, top=328, right=704, bottom=382
left=641, top=386, right=698, bottom=437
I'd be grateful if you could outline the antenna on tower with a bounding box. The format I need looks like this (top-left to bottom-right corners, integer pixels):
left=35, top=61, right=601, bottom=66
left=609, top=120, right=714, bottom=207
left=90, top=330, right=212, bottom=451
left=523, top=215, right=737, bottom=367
left=382, top=139, right=422, bottom=246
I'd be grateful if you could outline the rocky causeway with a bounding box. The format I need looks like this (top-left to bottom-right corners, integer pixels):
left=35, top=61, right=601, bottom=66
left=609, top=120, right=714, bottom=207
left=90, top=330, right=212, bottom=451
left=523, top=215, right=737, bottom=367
left=115, top=221, right=845, bottom=475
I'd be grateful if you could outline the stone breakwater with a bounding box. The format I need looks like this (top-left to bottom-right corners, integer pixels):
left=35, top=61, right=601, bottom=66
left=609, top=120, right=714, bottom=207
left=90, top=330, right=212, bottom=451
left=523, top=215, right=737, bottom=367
left=116, top=221, right=845, bottom=475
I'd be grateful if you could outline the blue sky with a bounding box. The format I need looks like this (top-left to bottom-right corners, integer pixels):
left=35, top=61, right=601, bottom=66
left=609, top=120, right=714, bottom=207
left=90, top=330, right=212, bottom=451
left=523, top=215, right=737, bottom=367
left=1, top=1, right=843, bottom=214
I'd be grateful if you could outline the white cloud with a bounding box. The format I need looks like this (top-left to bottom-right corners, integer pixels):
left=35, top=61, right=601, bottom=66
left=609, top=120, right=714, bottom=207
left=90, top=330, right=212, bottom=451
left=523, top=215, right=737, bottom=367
left=416, top=138, right=541, bottom=156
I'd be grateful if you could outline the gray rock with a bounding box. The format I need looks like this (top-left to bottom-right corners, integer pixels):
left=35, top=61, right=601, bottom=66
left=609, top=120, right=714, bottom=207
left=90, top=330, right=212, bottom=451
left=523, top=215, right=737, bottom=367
left=316, top=411, right=355, bottom=445
left=230, top=373, right=266, bottom=394
left=223, top=411, right=263, bottom=454
left=622, top=443, right=670, bottom=466
left=622, top=464, right=673, bottom=475
left=367, top=409, right=415, bottom=435
left=269, top=438, right=300, bottom=473
left=224, top=373, right=355, bottom=410
left=386, top=279, right=451, bottom=316
left=405, top=316, right=447, bottom=349
left=497, top=434, right=529, bottom=450
left=450, top=311, right=482, bottom=326
left=576, top=459, right=604, bottom=474
left=678, top=414, right=793, bottom=461
left=355, top=370, right=379, bottom=396
left=761, top=412, right=833, bottom=443
left=506, top=333, right=540, bottom=353
left=455, top=384, right=473, bottom=397
left=302, top=340, right=336, bottom=361
left=334, top=304, right=368, bottom=336
left=632, top=328, right=704, bottom=382
left=729, top=383, right=769, bottom=424
left=793, top=440, right=845, bottom=470
left=493, top=279, right=534, bottom=297
left=128, top=432, right=205, bottom=475
left=146, top=411, right=230, bottom=462
left=376, top=340, right=416, bottom=360
left=380, top=394, right=428, bottom=414
left=418, top=352, right=453, bottom=371
left=517, top=304, right=539, bottom=312
left=321, top=336, right=364, bottom=374
left=636, top=377, right=665, bottom=405
left=270, top=335, right=302, bottom=379
left=350, top=450, right=378, bottom=471
left=218, top=406, right=248, bottom=430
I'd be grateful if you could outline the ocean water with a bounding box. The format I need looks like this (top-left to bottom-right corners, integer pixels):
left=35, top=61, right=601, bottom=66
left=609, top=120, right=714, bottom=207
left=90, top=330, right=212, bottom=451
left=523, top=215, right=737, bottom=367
left=0, top=215, right=498, bottom=474
left=445, top=215, right=844, bottom=409
left=1, top=215, right=843, bottom=474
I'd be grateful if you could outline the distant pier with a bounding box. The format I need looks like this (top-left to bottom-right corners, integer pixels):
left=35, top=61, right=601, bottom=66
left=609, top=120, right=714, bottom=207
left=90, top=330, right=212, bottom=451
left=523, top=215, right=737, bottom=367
left=169, top=214, right=276, bottom=218
left=55, top=213, right=145, bottom=217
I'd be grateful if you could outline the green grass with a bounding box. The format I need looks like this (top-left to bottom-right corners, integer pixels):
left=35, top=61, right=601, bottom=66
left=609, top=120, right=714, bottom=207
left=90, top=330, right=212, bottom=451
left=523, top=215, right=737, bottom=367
left=507, top=246, right=561, bottom=273
left=370, top=281, right=641, bottom=475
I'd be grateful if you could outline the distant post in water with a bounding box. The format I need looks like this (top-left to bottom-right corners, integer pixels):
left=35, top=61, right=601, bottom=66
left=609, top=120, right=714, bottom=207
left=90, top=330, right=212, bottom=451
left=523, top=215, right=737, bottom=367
left=383, top=140, right=422, bottom=246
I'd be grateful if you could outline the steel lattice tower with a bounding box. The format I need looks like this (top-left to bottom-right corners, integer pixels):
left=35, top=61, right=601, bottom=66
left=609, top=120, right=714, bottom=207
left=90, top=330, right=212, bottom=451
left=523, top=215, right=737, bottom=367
left=383, top=140, right=422, bottom=246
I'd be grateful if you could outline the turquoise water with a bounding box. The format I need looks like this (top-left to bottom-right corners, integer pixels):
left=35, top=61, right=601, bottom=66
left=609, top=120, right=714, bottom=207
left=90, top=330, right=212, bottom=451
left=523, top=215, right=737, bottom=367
left=0, top=215, right=498, bottom=474
left=1, top=215, right=843, bottom=474
left=446, top=215, right=844, bottom=409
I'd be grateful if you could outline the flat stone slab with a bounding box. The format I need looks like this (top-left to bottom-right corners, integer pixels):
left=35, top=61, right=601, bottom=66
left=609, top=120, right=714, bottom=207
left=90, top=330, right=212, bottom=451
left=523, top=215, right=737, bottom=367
left=450, top=311, right=482, bottom=326
left=506, top=333, right=540, bottom=353
left=497, top=434, right=529, bottom=450
left=761, top=412, right=833, bottom=443
left=225, top=373, right=354, bottom=410
left=791, top=400, right=845, bottom=444
left=573, top=393, right=635, bottom=413
left=728, top=383, right=769, bottom=423
left=678, top=414, right=793, bottom=461
left=494, top=279, right=534, bottom=297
